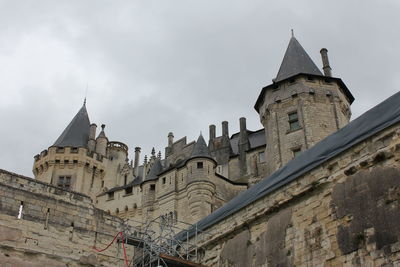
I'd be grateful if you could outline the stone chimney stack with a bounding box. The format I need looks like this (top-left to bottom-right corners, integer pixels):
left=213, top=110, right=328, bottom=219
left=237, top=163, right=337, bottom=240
left=88, top=123, right=97, bottom=151
left=320, top=48, right=332, bottom=77
left=134, top=147, right=141, bottom=177
left=222, top=121, right=229, bottom=137
left=168, top=132, right=174, bottom=147
left=209, top=124, right=216, bottom=140
left=238, top=117, right=250, bottom=176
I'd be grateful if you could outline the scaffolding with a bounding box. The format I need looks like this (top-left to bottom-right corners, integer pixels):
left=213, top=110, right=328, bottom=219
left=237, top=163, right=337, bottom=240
left=119, top=215, right=211, bottom=267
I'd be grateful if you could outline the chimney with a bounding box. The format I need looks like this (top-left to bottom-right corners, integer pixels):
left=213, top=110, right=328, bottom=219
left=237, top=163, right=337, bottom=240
left=222, top=121, right=229, bottom=137
left=168, top=132, right=174, bottom=147
left=134, top=147, right=141, bottom=177
left=238, top=117, right=249, bottom=176
left=88, top=123, right=97, bottom=151
left=320, top=48, right=332, bottom=77
left=89, top=123, right=97, bottom=140
left=209, top=125, right=216, bottom=140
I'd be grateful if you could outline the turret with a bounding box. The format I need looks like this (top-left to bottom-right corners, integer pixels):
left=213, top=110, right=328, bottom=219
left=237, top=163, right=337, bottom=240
left=95, top=124, right=108, bottom=157
left=186, top=134, right=216, bottom=221
left=254, top=34, right=354, bottom=177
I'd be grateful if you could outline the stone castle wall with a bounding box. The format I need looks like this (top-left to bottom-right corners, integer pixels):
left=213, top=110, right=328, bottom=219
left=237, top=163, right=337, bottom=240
left=0, top=170, right=135, bottom=266
left=191, top=122, right=400, bottom=266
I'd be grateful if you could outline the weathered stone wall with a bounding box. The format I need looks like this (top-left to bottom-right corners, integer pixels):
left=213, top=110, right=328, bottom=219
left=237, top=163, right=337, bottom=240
left=0, top=170, right=135, bottom=266
left=192, top=122, right=400, bottom=266
left=259, top=76, right=351, bottom=177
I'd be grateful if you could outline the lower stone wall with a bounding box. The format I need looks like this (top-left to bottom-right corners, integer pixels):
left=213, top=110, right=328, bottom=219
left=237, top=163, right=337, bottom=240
left=193, top=123, right=400, bottom=266
left=0, top=170, right=135, bottom=266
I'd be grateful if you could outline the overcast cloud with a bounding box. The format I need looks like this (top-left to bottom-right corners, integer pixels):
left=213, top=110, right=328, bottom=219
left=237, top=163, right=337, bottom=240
left=1, top=0, right=399, bottom=176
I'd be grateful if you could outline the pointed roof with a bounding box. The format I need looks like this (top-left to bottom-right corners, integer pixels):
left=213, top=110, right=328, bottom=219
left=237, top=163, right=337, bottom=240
left=145, top=159, right=163, bottom=181
left=275, top=37, right=323, bottom=82
left=190, top=134, right=212, bottom=159
left=96, top=124, right=107, bottom=139
left=53, top=104, right=90, bottom=148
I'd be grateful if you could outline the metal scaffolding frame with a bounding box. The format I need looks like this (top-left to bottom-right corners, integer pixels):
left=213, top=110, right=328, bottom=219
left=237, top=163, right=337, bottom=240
left=120, top=215, right=212, bottom=267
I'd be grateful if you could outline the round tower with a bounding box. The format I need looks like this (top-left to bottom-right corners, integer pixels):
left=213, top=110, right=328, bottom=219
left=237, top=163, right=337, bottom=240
left=95, top=124, right=108, bottom=157
left=186, top=134, right=216, bottom=221
left=254, top=36, right=354, bottom=177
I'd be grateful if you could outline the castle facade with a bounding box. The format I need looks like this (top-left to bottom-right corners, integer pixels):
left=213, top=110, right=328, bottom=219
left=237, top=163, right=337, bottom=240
left=32, top=35, right=354, bottom=227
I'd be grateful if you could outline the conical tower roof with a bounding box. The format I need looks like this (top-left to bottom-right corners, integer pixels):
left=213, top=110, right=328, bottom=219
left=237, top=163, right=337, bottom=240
left=191, top=134, right=212, bottom=159
left=275, top=36, right=322, bottom=82
left=53, top=103, right=90, bottom=148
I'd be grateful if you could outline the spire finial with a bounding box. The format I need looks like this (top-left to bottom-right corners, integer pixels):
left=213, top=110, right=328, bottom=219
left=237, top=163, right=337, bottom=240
left=291, top=29, right=294, bottom=37
left=84, top=83, right=88, bottom=106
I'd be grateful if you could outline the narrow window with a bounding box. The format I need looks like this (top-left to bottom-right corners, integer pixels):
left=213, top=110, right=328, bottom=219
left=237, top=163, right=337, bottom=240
left=292, top=148, right=302, bottom=158
left=101, top=180, right=104, bottom=188
left=288, top=112, right=300, bottom=131
left=162, top=177, right=166, bottom=184
left=124, top=175, right=127, bottom=186
left=258, top=151, right=266, bottom=163
left=17, top=201, right=24, bottom=219
left=125, top=187, right=133, bottom=195
left=197, top=162, right=203, bottom=169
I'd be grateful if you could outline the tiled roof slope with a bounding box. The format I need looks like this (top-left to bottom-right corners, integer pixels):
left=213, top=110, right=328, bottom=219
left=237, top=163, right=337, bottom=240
left=53, top=104, right=90, bottom=148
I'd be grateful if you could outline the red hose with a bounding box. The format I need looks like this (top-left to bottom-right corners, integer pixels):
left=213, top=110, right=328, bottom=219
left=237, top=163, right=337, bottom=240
left=92, top=231, right=129, bottom=267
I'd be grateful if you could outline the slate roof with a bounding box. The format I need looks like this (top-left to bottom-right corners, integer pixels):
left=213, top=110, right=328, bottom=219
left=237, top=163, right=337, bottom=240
left=177, top=91, right=400, bottom=240
left=53, top=104, right=90, bottom=148
left=275, top=36, right=323, bottom=82
left=145, top=159, right=163, bottom=181
left=190, top=134, right=213, bottom=159
left=230, top=129, right=266, bottom=155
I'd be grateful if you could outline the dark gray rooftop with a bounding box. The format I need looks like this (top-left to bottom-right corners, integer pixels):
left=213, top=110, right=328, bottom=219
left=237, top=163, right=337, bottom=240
left=275, top=36, right=323, bottom=82
left=145, top=159, right=163, bottom=181
left=191, top=134, right=212, bottom=159
left=53, top=104, right=90, bottom=148
left=178, top=91, right=400, bottom=240
left=230, top=129, right=266, bottom=155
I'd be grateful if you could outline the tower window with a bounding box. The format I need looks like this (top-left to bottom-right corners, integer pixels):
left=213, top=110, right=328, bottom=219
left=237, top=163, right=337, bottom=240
left=150, top=184, right=156, bottom=191
left=288, top=112, right=300, bottom=131
left=292, top=148, right=302, bottom=158
left=258, top=151, right=266, bottom=163
left=125, top=187, right=133, bottom=195
left=57, top=176, right=71, bottom=190
left=197, top=162, right=203, bottom=169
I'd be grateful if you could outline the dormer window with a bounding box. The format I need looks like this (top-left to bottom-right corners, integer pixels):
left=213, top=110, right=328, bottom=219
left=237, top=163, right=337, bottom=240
left=197, top=162, right=203, bottom=169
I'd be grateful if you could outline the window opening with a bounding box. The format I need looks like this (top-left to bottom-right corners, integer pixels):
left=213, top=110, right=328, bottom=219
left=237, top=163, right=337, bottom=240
left=288, top=112, right=301, bottom=131
left=197, top=162, right=203, bottom=169
left=17, top=201, right=24, bottom=219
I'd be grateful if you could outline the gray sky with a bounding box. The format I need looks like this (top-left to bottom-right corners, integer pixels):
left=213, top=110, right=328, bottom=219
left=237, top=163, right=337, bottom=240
left=1, top=0, right=399, bottom=177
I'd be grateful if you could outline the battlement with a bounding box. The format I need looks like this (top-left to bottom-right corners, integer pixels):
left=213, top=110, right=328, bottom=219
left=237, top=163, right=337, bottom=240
left=0, top=169, right=91, bottom=204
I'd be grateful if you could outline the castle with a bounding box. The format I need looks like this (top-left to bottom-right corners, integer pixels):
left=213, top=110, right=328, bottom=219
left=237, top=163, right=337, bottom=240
left=31, top=35, right=353, bottom=227
left=1, top=35, right=399, bottom=267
